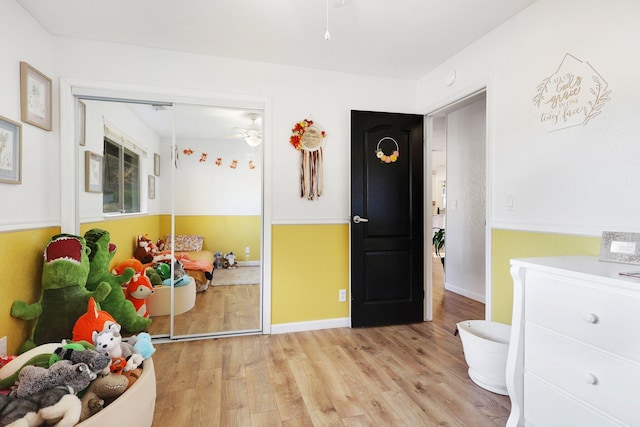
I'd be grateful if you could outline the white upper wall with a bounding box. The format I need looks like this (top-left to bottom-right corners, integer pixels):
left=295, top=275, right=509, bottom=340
left=0, top=0, right=418, bottom=230
left=417, top=0, right=640, bottom=236
left=52, top=37, right=418, bottom=225
left=0, top=0, right=58, bottom=231
left=170, top=137, right=262, bottom=216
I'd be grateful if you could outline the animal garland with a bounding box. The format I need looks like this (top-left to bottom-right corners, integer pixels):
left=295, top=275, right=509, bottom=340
left=182, top=149, right=255, bottom=170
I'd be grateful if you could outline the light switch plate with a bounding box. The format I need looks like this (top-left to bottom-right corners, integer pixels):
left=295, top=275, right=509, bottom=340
left=0, top=336, right=7, bottom=356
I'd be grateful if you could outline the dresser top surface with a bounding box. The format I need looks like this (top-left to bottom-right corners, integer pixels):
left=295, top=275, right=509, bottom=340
left=511, top=255, right=640, bottom=289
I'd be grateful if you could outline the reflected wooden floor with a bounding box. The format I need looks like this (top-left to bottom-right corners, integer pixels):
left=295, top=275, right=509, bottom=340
left=148, top=283, right=261, bottom=336
left=151, top=257, right=510, bottom=426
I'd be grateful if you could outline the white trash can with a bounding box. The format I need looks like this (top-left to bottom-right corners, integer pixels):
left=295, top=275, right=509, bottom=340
left=456, top=320, right=511, bottom=395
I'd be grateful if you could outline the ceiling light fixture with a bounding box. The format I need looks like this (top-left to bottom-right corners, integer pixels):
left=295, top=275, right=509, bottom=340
left=244, top=113, right=262, bottom=147
left=244, top=132, right=261, bottom=147
left=324, top=0, right=331, bottom=40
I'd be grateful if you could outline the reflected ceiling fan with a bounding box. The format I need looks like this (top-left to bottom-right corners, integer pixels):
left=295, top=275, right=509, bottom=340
left=230, top=113, right=262, bottom=147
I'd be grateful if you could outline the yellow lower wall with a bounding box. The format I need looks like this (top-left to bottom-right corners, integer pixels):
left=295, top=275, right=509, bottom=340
left=271, top=224, right=349, bottom=324
left=0, top=227, right=61, bottom=355
left=174, top=215, right=261, bottom=262
left=3, top=224, right=602, bottom=353
left=491, top=229, right=601, bottom=324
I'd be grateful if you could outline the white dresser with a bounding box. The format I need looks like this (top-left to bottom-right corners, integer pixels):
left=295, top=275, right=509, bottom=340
left=506, top=256, right=640, bottom=427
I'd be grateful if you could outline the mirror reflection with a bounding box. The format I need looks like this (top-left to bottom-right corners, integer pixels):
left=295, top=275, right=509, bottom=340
left=77, top=99, right=263, bottom=339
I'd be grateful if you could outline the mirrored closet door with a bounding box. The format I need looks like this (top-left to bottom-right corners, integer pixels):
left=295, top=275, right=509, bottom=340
left=75, top=95, right=263, bottom=340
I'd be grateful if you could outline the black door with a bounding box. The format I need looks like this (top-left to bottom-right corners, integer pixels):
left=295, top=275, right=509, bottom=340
left=351, top=110, right=424, bottom=327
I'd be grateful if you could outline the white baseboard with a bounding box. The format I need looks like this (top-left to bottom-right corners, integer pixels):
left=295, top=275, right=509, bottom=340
left=270, top=317, right=350, bottom=334
left=445, top=282, right=486, bottom=303
left=236, top=261, right=260, bottom=267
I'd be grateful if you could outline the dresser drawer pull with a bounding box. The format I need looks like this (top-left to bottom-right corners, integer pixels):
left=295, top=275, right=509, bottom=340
left=582, top=313, right=598, bottom=323
left=583, top=373, right=598, bottom=385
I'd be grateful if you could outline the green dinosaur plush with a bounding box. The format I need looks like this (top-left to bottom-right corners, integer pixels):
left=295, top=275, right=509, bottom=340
left=84, top=228, right=151, bottom=333
left=145, top=267, right=163, bottom=286
left=11, top=234, right=112, bottom=353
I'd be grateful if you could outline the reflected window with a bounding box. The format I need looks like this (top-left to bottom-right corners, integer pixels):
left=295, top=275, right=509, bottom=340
left=103, top=138, right=140, bottom=214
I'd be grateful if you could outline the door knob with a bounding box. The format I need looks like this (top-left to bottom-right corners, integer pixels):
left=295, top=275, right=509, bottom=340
left=353, top=215, right=369, bottom=224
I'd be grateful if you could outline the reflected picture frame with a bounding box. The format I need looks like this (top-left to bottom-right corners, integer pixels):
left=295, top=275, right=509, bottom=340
left=154, top=153, right=160, bottom=176
left=148, top=175, right=156, bottom=199
left=0, top=115, right=22, bottom=184
left=20, top=62, right=52, bottom=131
left=85, top=151, right=103, bottom=193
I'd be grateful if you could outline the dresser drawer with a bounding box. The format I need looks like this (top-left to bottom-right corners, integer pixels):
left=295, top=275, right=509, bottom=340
left=525, top=323, right=639, bottom=425
left=525, top=270, right=640, bottom=362
left=524, top=374, right=623, bottom=427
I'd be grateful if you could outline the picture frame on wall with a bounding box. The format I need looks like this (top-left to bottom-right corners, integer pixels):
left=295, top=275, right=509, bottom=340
left=85, top=151, right=103, bottom=193
left=20, top=62, right=52, bottom=131
left=148, top=175, right=156, bottom=199
left=0, top=115, right=22, bottom=184
left=154, top=153, right=160, bottom=176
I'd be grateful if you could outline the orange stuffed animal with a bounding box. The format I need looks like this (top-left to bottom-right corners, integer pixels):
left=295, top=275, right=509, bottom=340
left=72, top=297, right=117, bottom=343
left=112, top=259, right=154, bottom=318
left=124, top=274, right=154, bottom=318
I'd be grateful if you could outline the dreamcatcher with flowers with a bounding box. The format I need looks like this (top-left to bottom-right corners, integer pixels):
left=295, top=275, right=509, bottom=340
left=290, top=119, right=326, bottom=200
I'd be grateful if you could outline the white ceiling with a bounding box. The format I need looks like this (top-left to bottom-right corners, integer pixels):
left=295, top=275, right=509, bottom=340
left=17, top=0, right=536, bottom=80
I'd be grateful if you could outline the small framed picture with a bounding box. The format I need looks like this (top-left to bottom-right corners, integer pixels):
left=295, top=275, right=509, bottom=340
left=0, top=115, right=22, bottom=184
left=599, top=231, right=640, bottom=265
left=20, top=62, right=52, bottom=131
left=85, top=151, right=103, bottom=193
left=154, top=153, right=160, bottom=176
left=148, top=175, right=156, bottom=199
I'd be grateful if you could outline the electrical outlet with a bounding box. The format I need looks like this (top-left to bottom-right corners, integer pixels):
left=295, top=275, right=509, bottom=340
left=0, top=336, right=7, bottom=356
left=245, top=246, right=250, bottom=254
left=339, top=289, right=347, bottom=302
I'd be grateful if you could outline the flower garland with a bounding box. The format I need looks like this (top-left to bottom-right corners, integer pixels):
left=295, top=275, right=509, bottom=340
left=290, top=119, right=326, bottom=150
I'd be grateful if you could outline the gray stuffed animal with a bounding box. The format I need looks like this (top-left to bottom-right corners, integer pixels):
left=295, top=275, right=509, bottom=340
left=13, top=361, right=96, bottom=399
left=53, top=346, right=111, bottom=375
left=0, top=385, right=81, bottom=427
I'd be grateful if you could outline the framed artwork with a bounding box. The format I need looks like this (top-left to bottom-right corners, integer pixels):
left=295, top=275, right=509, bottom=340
left=20, top=62, right=52, bottom=131
left=85, top=151, right=103, bottom=193
left=599, top=231, right=640, bottom=265
left=0, top=115, right=22, bottom=184
left=148, top=175, right=156, bottom=199
left=154, top=153, right=160, bottom=176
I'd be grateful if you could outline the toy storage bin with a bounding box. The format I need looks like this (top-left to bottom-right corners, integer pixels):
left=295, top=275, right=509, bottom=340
left=0, top=343, right=156, bottom=427
left=456, top=320, right=511, bottom=395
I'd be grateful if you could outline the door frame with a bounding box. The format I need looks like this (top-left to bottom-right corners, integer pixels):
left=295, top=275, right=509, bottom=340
left=423, top=84, right=493, bottom=321
left=59, top=77, right=273, bottom=335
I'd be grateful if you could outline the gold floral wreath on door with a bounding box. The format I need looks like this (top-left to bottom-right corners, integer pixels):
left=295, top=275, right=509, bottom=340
left=375, top=137, right=399, bottom=163
left=290, top=119, right=326, bottom=200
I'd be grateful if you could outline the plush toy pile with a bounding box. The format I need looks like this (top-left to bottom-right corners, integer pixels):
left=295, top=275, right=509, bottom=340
left=3, top=230, right=159, bottom=425
left=0, top=324, right=155, bottom=426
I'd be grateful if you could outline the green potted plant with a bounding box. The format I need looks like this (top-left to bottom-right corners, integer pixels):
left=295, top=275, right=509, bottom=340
left=433, top=227, right=445, bottom=268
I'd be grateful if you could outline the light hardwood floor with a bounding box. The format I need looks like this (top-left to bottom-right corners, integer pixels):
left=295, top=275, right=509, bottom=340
left=148, top=283, right=260, bottom=336
left=151, top=258, right=511, bottom=426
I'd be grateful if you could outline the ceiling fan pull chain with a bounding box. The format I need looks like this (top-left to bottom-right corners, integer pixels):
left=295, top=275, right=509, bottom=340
left=325, top=0, right=331, bottom=40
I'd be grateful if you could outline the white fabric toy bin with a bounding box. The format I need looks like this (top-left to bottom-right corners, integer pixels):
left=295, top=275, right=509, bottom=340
left=456, top=320, right=511, bottom=395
